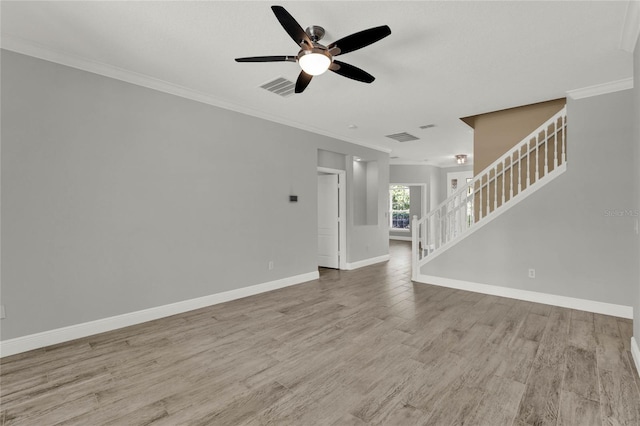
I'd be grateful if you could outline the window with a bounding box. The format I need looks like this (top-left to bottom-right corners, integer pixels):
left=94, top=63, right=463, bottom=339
left=390, top=185, right=410, bottom=230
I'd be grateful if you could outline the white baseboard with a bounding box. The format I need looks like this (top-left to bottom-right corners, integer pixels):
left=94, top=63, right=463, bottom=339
left=389, top=235, right=412, bottom=241
left=0, top=271, right=319, bottom=358
left=632, top=337, right=640, bottom=376
left=345, top=254, right=390, bottom=270
left=416, top=274, right=633, bottom=319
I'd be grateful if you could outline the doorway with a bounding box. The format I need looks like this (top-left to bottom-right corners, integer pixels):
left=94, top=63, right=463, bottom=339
left=317, top=167, right=346, bottom=269
left=388, top=183, right=427, bottom=241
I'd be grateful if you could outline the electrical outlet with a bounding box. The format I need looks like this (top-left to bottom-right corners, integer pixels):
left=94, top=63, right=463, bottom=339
left=528, top=269, right=536, bottom=279
left=0, top=305, right=5, bottom=319
left=268, top=261, right=274, bottom=270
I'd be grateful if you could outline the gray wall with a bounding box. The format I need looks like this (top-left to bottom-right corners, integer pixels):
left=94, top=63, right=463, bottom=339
left=365, top=161, right=379, bottom=225
left=439, top=165, right=474, bottom=202
left=633, top=33, right=640, bottom=340
left=317, top=149, right=346, bottom=171
left=0, top=50, right=389, bottom=340
left=422, top=89, right=638, bottom=307
left=390, top=165, right=441, bottom=213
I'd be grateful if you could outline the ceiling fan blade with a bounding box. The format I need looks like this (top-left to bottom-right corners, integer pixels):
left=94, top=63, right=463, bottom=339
left=271, top=6, right=313, bottom=48
left=235, top=56, right=296, bottom=63
left=295, top=71, right=313, bottom=93
left=328, top=25, right=391, bottom=56
left=330, top=60, right=375, bottom=83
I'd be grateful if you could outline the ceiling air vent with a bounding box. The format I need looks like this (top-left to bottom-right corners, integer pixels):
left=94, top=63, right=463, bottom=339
left=419, top=124, right=436, bottom=129
left=385, top=132, right=420, bottom=142
left=260, top=77, right=295, bottom=97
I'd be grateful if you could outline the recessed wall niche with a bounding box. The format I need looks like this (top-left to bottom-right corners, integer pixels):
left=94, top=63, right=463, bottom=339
left=353, top=159, right=378, bottom=226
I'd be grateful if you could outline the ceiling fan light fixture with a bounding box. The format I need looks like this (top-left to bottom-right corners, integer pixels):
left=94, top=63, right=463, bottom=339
left=298, top=49, right=332, bottom=76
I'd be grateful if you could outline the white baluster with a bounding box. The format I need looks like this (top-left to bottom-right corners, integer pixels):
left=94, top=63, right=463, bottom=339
left=453, top=195, right=458, bottom=238
left=501, top=163, right=506, bottom=205
left=554, top=121, right=559, bottom=168
left=458, top=193, right=463, bottom=235
left=423, top=216, right=428, bottom=255
left=411, top=215, right=418, bottom=279
left=494, top=171, right=498, bottom=211
left=444, top=209, right=448, bottom=244
left=428, top=214, right=432, bottom=252
left=479, top=179, right=483, bottom=220
left=562, top=115, right=567, bottom=163
left=535, top=134, right=540, bottom=181
left=526, top=146, right=531, bottom=188
left=544, top=127, right=549, bottom=175
left=509, top=155, right=514, bottom=199
left=438, top=209, right=443, bottom=248
left=443, top=206, right=448, bottom=244
left=468, top=192, right=473, bottom=230
left=517, top=153, right=522, bottom=194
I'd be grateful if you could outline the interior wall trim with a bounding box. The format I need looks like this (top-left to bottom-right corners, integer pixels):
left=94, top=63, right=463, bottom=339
left=345, top=254, right=390, bottom=270
left=567, top=78, right=634, bottom=100
left=416, top=274, right=633, bottom=319
left=631, top=337, right=640, bottom=376
left=389, top=235, right=412, bottom=241
left=0, top=271, right=319, bottom=358
left=0, top=39, right=391, bottom=154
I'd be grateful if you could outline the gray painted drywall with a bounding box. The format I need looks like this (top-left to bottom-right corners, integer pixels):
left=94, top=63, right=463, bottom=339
left=409, top=186, right=422, bottom=229
left=0, top=50, right=389, bottom=340
left=353, top=161, right=367, bottom=225
left=389, top=164, right=474, bottom=221
left=422, top=89, right=638, bottom=307
left=633, top=33, right=640, bottom=340
left=366, top=161, right=379, bottom=225
left=439, top=165, right=474, bottom=202
left=390, top=165, right=441, bottom=212
left=348, top=157, right=390, bottom=262
left=317, top=149, right=345, bottom=171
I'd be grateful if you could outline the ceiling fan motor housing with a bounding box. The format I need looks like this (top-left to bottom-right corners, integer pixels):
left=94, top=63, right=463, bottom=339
left=305, top=25, right=325, bottom=42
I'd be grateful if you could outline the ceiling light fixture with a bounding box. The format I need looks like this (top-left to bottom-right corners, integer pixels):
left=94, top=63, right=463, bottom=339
left=235, top=7, right=391, bottom=94
left=298, top=49, right=332, bottom=76
left=456, top=154, right=467, bottom=165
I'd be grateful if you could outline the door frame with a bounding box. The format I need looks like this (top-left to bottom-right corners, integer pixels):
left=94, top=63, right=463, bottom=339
left=317, top=167, right=347, bottom=270
left=389, top=182, right=428, bottom=221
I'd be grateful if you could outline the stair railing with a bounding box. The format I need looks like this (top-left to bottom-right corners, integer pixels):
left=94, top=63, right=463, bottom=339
left=412, top=106, right=567, bottom=279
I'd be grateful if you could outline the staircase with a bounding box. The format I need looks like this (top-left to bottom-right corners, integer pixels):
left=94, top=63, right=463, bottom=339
left=411, top=106, right=568, bottom=280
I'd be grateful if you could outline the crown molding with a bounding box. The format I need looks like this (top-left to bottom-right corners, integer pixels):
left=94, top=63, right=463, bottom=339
left=566, top=77, right=633, bottom=100
left=390, top=160, right=474, bottom=168
left=621, top=0, right=640, bottom=53
left=0, top=36, right=392, bottom=154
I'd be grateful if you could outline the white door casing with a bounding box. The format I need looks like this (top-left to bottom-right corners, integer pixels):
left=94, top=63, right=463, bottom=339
left=317, top=173, right=339, bottom=269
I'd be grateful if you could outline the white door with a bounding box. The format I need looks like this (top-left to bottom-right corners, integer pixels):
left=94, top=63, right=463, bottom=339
left=317, top=174, right=339, bottom=268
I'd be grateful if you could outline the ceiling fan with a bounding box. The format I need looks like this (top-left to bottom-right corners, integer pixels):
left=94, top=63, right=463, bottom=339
left=235, top=5, right=391, bottom=94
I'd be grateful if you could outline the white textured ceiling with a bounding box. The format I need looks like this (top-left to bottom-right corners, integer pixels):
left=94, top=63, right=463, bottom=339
left=1, top=1, right=633, bottom=166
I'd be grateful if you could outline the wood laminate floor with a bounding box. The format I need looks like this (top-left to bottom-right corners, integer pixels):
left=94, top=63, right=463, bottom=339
left=1, top=241, right=639, bottom=425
